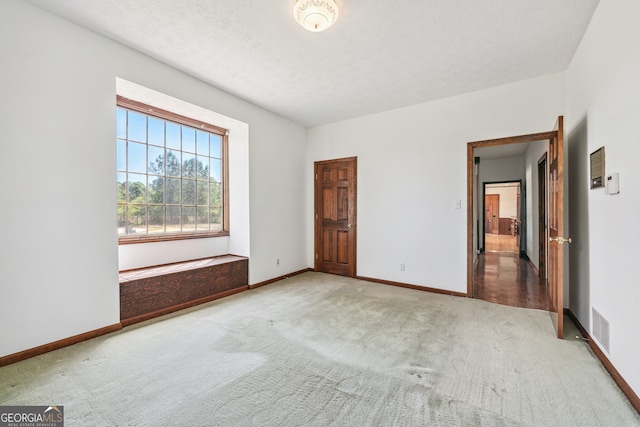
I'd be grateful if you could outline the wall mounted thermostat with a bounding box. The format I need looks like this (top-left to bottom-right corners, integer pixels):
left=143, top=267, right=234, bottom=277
left=605, top=172, right=619, bottom=195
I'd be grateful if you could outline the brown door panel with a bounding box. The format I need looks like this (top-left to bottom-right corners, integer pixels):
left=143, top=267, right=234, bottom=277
left=315, top=157, right=357, bottom=277
left=548, top=116, right=565, bottom=339
left=485, top=194, right=500, bottom=235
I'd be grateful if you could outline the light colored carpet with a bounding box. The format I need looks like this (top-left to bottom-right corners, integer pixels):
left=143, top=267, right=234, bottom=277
left=1, top=272, right=638, bottom=426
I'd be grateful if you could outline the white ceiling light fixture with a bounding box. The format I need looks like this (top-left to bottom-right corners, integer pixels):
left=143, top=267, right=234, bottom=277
left=293, top=0, right=339, bottom=32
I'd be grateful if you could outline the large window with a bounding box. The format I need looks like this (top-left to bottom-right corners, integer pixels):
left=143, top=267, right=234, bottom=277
left=116, top=96, right=228, bottom=244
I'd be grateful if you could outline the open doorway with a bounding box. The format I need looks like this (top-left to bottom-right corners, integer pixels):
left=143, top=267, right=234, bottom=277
left=467, top=117, right=566, bottom=338
left=483, top=181, right=521, bottom=254
left=467, top=133, right=554, bottom=311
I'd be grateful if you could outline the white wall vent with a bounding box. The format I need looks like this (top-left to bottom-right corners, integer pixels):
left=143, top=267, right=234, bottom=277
left=592, top=307, right=610, bottom=354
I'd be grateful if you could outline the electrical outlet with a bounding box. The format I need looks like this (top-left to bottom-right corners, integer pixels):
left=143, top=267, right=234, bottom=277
left=454, top=200, right=462, bottom=209
left=400, top=263, right=405, bottom=271
left=276, top=258, right=280, bottom=266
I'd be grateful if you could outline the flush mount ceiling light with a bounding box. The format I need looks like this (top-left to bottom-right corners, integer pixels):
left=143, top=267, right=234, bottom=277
left=293, top=0, right=339, bottom=32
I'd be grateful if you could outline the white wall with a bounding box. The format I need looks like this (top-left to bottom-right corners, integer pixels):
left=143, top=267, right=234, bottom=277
left=478, top=158, right=525, bottom=185
left=566, top=0, right=640, bottom=398
left=0, top=0, right=307, bottom=357
left=524, top=140, right=549, bottom=268
left=307, top=73, right=565, bottom=292
left=485, top=187, right=518, bottom=218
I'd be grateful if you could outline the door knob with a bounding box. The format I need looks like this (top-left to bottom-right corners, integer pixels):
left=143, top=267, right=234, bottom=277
left=549, top=236, right=572, bottom=244
left=348, top=224, right=352, bottom=229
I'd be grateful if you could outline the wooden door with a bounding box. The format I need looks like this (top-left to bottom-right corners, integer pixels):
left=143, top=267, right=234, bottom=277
left=548, top=116, right=567, bottom=339
left=485, top=194, right=500, bottom=234
left=314, top=157, right=357, bottom=277
left=538, top=154, right=547, bottom=280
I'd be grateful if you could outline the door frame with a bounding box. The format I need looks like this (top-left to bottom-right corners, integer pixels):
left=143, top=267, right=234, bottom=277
left=482, top=181, right=522, bottom=252
left=314, top=156, right=357, bottom=277
left=467, top=130, right=556, bottom=296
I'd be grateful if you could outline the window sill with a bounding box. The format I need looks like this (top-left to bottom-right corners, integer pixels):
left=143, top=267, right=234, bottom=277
left=118, top=231, right=229, bottom=245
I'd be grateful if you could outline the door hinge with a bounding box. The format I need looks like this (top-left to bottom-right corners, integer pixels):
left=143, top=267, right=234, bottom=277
left=315, top=213, right=318, bottom=220
left=316, top=173, right=318, bottom=179
left=315, top=253, right=318, bottom=259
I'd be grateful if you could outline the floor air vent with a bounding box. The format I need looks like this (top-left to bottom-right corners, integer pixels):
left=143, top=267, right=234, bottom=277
left=592, top=307, right=610, bottom=354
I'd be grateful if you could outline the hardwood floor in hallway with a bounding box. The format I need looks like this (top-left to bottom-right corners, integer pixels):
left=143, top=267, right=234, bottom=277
left=485, top=233, right=518, bottom=253
left=473, top=251, right=549, bottom=310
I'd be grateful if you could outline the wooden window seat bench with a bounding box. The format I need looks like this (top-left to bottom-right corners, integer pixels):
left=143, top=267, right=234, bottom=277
left=119, top=255, right=248, bottom=326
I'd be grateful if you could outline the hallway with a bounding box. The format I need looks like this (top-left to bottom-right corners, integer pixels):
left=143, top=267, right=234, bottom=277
left=473, top=251, right=548, bottom=310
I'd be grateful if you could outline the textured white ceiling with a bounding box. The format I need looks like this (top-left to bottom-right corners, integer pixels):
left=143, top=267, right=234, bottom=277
left=25, top=0, right=599, bottom=127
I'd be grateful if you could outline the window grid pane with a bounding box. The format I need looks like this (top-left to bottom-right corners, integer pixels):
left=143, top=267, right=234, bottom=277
left=117, top=105, right=225, bottom=237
